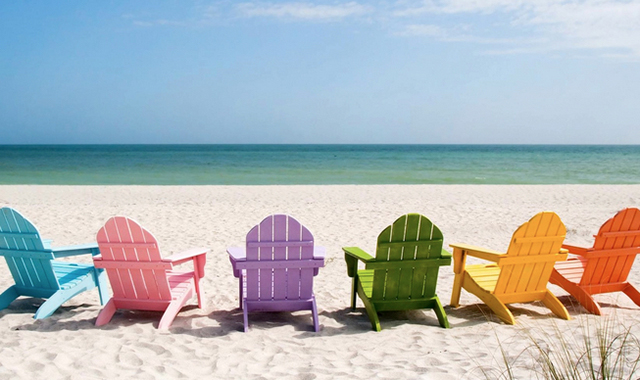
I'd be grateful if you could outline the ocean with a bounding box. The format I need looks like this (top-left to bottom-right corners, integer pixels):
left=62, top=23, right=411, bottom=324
left=0, top=145, right=638, bottom=185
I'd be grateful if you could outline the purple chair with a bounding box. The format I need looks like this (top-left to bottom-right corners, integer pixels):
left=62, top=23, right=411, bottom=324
left=228, top=214, right=325, bottom=332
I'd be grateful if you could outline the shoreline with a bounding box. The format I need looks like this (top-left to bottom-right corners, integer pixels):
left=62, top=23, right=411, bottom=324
left=3, top=145, right=639, bottom=186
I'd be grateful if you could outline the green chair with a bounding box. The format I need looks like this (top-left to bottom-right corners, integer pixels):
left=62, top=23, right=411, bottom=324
left=344, top=213, right=452, bottom=331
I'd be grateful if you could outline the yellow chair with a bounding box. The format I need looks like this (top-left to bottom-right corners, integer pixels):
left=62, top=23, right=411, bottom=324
left=450, top=212, right=570, bottom=324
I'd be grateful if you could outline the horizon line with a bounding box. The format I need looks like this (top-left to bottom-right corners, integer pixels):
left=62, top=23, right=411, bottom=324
left=2, top=143, right=639, bottom=147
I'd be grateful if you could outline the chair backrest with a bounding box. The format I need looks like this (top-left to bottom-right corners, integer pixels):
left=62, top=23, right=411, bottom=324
left=368, top=213, right=446, bottom=301
left=494, top=212, right=566, bottom=296
left=244, top=214, right=316, bottom=302
left=96, top=216, right=172, bottom=301
left=581, top=208, right=640, bottom=286
left=0, top=207, right=59, bottom=291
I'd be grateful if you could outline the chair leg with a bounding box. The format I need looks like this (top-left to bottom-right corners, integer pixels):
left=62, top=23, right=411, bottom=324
left=450, top=272, right=463, bottom=308
left=357, top=281, right=381, bottom=331
left=34, top=291, right=68, bottom=319
left=351, top=277, right=358, bottom=311
left=34, top=276, right=95, bottom=319
left=96, top=269, right=110, bottom=306
left=432, top=296, right=450, bottom=329
left=243, top=298, right=249, bottom=332
left=239, top=277, right=243, bottom=310
left=623, top=283, right=640, bottom=308
left=0, top=285, right=19, bottom=311
left=194, top=277, right=204, bottom=309
left=551, top=269, right=602, bottom=315
left=483, top=296, right=515, bottom=325
left=463, top=276, right=516, bottom=325
left=95, top=298, right=117, bottom=326
left=542, top=291, right=571, bottom=320
left=158, top=289, right=192, bottom=330
left=311, top=297, right=320, bottom=332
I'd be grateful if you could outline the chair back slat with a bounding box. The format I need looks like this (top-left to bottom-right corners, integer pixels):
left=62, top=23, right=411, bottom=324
left=0, top=207, right=59, bottom=290
left=96, top=216, right=172, bottom=301
left=244, top=214, right=316, bottom=302
left=370, top=214, right=446, bottom=301
left=494, top=212, right=566, bottom=295
left=582, top=208, right=640, bottom=285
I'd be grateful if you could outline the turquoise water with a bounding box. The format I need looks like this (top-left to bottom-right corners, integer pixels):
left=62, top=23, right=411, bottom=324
left=0, top=145, right=638, bottom=185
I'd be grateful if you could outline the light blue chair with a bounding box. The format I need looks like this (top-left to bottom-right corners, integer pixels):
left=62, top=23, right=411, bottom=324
left=0, top=207, right=108, bottom=319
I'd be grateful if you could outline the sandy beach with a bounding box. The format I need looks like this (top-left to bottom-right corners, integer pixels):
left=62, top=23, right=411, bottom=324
left=1, top=184, right=640, bottom=379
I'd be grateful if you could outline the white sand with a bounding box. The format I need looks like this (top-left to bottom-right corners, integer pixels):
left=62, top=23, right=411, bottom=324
left=1, top=185, right=640, bottom=379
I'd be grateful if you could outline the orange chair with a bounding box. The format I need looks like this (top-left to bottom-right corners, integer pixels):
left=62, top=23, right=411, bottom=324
left=550, top=208, right=640, bottom=315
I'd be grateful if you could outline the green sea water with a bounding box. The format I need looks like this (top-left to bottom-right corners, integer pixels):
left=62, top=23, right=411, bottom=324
left=0, top=145, right=638, bottom=185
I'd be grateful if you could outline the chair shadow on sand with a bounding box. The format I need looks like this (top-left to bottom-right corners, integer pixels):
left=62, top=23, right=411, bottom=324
left=560, top=292, right=640, bottom=314
left=315, top=302, right=534, bottom=336
left=2, top=297, right=102, bottom=331
left=5, top=299, right=206, bottom=332
left=8, top=293, right=631, bottom=335
left=314, top=307, right=452, bottom=337
left=184, top=292, right=610, bottom=338
left=445, top=294, right=617, bottom=327
left=5, top=298, right=327, bottom=335
left=310, top=294, right=599, bottom=334
left=173, top=308, right=323, bottom=338
left=190, top=305, right=468, bottom=338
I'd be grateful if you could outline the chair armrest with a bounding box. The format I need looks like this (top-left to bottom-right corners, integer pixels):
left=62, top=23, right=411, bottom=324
left=314, top=246, right=326, bottom=260
left=165, top=247, right=208, bottom=264
left=343, top=247, right=374, bottom=278
left=52, top=243, right=100, bottom=258
left=164, top=247, right=207, bottom=279
left=561, top=244, right=589, bottom=256
left=449, top=243, right=504, bottom=275
left=227, top=247, right=245, bottom=278
left=437, top=248, right=452, bottom=266
left=449, top=243, right=504, bottom=262
left=312, top=247, right=325, bottom=276
left=42, top=239, right=53, bottom=249
left=227, top=247, right=245, bottom=261
left=343, top=247, right=374, bottom=262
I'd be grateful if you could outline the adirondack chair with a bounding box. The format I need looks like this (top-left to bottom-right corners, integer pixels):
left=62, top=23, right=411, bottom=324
left=93, top=216, right=207, bottom=330
left=343, top=213, right=452, bottom=331
left=227, top=214, right=325, bottom=332
left=450, top=212, right=570, bottom=324
left=550, top=208, right=640, bottom=315
left=0, top=207, right=108, bottom=319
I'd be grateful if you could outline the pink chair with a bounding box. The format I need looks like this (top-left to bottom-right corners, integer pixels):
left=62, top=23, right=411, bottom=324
left=93, top=216, right=207, bottom=329
left=228, top=214, right=325, bottom=332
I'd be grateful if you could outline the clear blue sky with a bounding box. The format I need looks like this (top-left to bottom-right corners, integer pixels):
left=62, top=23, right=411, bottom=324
left=1, top=1, right=639, bottom=144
